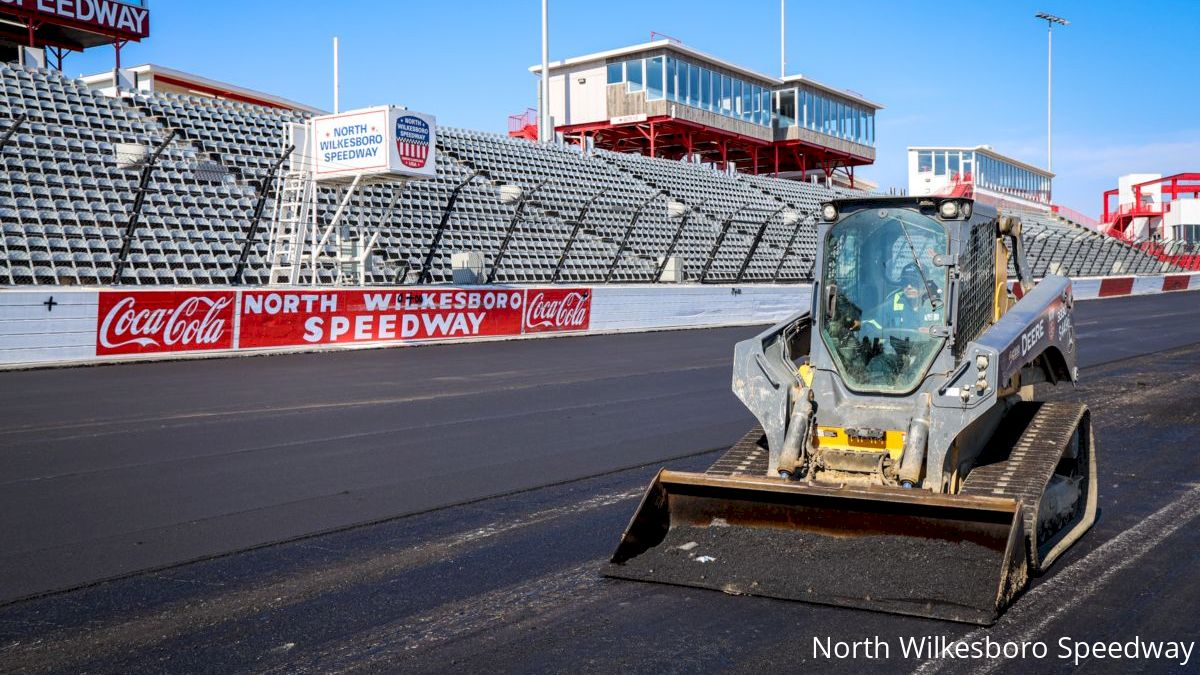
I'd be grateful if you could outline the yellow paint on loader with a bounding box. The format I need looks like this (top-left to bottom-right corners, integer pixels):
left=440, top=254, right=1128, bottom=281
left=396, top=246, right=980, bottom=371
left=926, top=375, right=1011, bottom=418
left=813, top=427, right=906, bottom=460
left=994, top=235, right=1012, bottom=322
left=797, top=363, right=814, bottom=387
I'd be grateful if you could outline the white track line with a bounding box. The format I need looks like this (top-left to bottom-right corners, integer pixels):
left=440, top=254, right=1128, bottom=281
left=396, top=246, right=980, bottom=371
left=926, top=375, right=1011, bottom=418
left=912, top=482, right=1200, bottom=675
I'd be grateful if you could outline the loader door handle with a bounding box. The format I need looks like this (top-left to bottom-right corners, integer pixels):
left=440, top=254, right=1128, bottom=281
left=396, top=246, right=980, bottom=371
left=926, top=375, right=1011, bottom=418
left=938, top=360, right=972, bottom=395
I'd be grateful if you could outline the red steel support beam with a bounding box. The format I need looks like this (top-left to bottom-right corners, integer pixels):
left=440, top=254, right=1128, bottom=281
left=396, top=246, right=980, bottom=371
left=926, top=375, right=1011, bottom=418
left=1102, top=188, right=1118, bottom=223
left=113, top=39, right=127, bottom=73
left=553, top=117, right=875, bottom=177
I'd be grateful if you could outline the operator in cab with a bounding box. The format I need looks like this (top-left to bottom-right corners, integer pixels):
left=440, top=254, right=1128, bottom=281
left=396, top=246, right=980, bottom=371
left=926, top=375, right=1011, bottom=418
left=886, top=263, right=942, bottom=331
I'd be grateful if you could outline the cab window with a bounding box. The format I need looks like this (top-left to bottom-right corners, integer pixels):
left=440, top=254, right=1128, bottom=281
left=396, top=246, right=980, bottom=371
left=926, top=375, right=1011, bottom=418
left=820, top=208, right=949, bottom=393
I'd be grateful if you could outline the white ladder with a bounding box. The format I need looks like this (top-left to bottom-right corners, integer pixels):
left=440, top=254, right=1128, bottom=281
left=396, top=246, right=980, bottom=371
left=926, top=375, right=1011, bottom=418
left=267, top=169, right=314, bottom=285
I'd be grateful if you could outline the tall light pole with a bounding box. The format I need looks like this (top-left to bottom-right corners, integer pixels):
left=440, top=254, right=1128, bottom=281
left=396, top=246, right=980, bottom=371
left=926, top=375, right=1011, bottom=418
left=1035, top=12, right=1068, bottom=172
left=540, top=0, right=551, bottom=143
left=332, top=37, right=340, bottom=114
left=780, top=0, right=786, bottom=78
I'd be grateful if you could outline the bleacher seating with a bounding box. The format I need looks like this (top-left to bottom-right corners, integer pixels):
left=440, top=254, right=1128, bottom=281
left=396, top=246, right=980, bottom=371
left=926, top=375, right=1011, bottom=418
left=0, top=62, right=1180, bottom=286
left=1004, top=207, right=1171, bottom=277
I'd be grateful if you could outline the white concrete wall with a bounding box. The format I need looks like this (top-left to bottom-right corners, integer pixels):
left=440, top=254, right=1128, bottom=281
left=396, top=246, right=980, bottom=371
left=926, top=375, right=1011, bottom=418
left=591, top=285, right=810, bottom=332
left=548, top=72, right=567, bottom=130
left=0, top=284, right=813, bottom=369
left=1164, top=198, right=1200, bottom=241
left=0, top=291, right=97, bottom=366
left=549, top=62, right=608, bottom=128
left=564, top=64, right=607, bottom=126
left=2, top=277, right=1196, bottom=371
left=1118, top=173, right=1161, bottom=207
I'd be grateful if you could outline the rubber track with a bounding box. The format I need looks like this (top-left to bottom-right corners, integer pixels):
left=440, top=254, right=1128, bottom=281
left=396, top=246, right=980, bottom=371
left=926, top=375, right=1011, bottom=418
left=960, top=400, right=1088, bottom=565
left=705, top=426, right=769, bottom=476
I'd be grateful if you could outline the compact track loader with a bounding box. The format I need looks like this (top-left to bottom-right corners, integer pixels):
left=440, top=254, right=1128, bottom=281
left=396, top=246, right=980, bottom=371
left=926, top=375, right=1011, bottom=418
left=606, top=196, right=1097, bottom=624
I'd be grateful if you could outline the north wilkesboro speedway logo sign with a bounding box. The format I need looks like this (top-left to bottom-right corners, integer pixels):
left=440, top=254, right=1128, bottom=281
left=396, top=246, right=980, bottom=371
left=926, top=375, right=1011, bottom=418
left=310, top=106, right=437, bottom=182
left=396, top=115, right=430, bottom=169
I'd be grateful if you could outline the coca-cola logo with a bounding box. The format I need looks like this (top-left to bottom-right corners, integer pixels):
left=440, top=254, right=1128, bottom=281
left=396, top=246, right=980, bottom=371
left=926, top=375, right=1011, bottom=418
left=97, top=292, right=235, bottom=354
left=524, top=289, right=591, bottom=333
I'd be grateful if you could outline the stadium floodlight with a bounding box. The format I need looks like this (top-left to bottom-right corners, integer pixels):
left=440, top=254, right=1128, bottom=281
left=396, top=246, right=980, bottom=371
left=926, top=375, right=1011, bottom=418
left=1035, top=12, right=1069, bottom=172
left=1035, top=12, right=1069, bottom=25
left=499, top=184, right=524, bottom=205
left=654, top=197, right=707, bottom=282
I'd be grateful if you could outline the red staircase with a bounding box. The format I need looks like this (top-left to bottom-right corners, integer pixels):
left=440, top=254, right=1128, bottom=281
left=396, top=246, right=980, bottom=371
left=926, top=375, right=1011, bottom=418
left=942, top=171, right=973, bottom=198
left=508, top=108, right=538, bottom=141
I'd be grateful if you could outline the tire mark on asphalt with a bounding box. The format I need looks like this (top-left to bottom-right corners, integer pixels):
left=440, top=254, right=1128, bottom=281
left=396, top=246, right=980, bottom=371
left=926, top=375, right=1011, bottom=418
left=0, top=489, right=642, bottom=673
left=912, top=482, right=1200, bottom=675
left=266, top=562, right=613, bottom=675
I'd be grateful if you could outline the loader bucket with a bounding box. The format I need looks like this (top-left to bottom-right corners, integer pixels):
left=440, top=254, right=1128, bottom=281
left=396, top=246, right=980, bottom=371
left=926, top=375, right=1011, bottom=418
left=606, top=470, right=1029, bottom=625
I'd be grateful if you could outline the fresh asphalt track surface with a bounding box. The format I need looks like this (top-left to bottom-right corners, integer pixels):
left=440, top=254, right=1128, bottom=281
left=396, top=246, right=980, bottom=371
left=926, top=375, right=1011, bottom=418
left=0, top=290, right=1198, bottom=673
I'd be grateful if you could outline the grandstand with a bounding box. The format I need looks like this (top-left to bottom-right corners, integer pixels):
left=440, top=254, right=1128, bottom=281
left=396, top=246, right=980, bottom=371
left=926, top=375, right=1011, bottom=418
left=0, top=62, right=1181, bottom=287
left=1007, top=206, right=1168, bottom=277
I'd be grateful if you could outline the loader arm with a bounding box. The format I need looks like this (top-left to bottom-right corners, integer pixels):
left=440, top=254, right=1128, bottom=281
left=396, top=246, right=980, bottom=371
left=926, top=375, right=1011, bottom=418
left=998, top=215, right=1035, bottom=295
left=952, top=274, right=1078, bottom=398
left=731, top=310, right=810, bottom=460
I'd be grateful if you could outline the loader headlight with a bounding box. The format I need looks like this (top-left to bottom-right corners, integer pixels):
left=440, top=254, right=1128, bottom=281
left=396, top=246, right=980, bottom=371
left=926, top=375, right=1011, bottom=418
left=821, top=203, right=838, bottom=222
left=939, top=200, right=960, bottom=219
left=961, top=201, right=973, bottom=219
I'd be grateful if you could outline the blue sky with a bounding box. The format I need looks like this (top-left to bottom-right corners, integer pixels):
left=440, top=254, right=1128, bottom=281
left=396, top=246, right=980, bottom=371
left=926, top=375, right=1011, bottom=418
left=66, top=1, right=1199, bottom=217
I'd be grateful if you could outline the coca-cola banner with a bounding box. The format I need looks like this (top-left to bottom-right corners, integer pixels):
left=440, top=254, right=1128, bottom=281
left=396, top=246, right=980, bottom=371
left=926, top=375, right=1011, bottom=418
left=523, top=288, right=592, bottom=333
left=96, top=291, right=236, bottom=356
left=239, top=288, right=590, bottom=349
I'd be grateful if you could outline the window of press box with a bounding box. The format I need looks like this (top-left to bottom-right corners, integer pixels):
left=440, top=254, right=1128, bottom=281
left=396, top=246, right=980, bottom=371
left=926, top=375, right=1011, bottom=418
left=607, top=62, right=624, bottom=84
left=777, top=90, right=795, bottom=126
left=646, top=56, right=664, bottom=100
left=627, top=59, right=644, bottom=92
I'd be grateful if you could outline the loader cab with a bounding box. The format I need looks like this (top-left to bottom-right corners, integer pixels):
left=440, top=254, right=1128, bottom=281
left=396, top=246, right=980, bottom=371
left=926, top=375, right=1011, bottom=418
left=816, top=198, right=967, bottom=395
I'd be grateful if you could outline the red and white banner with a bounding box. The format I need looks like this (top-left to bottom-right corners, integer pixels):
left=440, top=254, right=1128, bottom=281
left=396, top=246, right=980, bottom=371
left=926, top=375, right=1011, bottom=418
left=240, top=288, right=543, bottom=348
left=0, top=0, right=151, bottom=39
left=96, top=290, right=235, bottom=356
left=1011, top=273, right=1200, bottom=300
left=94, top=287, right=589, bottom=355
left=523, top=288, right=592, bottom=334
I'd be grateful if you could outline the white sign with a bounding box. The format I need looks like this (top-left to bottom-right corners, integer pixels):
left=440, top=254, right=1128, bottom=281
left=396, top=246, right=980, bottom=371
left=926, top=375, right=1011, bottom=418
left=311, top=106, right=437, bottom=182
left=610, top=113, right=648, bottom=125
